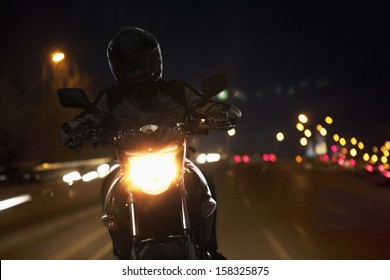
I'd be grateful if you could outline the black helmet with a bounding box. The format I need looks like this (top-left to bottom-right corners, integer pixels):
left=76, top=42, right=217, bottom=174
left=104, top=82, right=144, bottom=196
left=107, top=26, right=162, bottom=84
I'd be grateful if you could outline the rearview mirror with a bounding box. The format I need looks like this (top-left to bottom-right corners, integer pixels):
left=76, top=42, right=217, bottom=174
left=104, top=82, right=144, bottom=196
left=57, top=88, right=106, bottom=117
left=57, top=88, right=92, bottom=109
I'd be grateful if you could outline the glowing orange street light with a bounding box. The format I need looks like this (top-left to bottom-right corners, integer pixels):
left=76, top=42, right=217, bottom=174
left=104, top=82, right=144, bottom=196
left=325, top=116, right=333, bottom=124
left=51, top=51, right=65, bottom=63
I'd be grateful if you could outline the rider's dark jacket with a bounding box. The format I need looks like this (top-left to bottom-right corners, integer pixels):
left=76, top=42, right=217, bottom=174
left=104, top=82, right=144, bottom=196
left=60, top=79, right=241, bottom=146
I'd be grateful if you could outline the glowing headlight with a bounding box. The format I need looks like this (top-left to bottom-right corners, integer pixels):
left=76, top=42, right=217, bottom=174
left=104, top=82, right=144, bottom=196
left=128, top=149, right=178, bottom=195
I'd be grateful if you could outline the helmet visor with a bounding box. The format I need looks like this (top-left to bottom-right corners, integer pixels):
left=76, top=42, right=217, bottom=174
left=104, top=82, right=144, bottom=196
left=109, top=46, right=162, bottom=83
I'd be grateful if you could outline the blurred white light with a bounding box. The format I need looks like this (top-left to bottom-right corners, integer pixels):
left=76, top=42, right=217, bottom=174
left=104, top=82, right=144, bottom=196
left=62, top=171, right=81, bottom=185
left=51, top=52, right=65, bottom=63
left=196, top=153, right=207, bottom=164
left=300, top=137, right=308, bottom=146
left=276, top=132, right=284, bottom=141
left=0, top=194, right=32, bottom=211
left=82, top=171, right=99, bottom=182
left=298, top=114, right=308, bottom=124
left=296, top=123, right=304, bottom=131
left=227, top=128, right=236, bottom=136
left=109, top=163, right=120, bottom=172
left=0, top=175, right=8, bottom=181
left=206, top=153, right=221, bottom=163
left=97, top=164, right=110, bottom=178
left=232, top=88, right=246, bottom=100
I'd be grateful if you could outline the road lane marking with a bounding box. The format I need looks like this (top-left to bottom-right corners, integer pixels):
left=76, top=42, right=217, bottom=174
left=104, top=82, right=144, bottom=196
left=291, top=222, right=308, bottom=238
left=320, top=199, right=350, bottom=217
left=259, top=226, right=291, bottom=259
left=290, top=221, right=318, bottom=254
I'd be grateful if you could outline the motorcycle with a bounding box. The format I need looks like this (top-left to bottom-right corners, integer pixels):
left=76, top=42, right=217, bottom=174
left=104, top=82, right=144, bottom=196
left=57, top=73, right=227, bottom=259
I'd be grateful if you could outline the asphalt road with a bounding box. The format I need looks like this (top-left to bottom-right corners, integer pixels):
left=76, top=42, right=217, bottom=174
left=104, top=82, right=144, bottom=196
left=213, top=161, right=390, bottom=259
left=1, top=161, right=390, bottom=260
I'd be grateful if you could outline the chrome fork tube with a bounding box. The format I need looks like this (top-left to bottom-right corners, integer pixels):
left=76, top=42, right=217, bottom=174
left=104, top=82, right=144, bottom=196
left=128, top=192, right=139, bottom=237
left=127, top=192, right=140, bottom=259
left=179, top=178, right=191, bottom=235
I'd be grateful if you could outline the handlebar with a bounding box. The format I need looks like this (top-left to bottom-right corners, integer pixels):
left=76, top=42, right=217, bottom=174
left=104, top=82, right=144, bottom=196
left=89, top=119, right=210, bottom=147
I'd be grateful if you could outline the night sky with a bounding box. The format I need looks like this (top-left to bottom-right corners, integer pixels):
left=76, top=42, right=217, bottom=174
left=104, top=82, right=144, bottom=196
left=1, top=0, right=389, bottom=157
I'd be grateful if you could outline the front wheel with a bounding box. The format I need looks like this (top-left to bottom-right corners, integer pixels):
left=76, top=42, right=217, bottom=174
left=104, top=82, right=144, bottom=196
left=139, top=240, right=199, bottom=260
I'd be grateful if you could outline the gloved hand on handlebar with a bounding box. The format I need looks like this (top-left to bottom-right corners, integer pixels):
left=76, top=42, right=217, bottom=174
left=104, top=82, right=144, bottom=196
left=206, top=112, right=233, bottom=130
left=62, top=123, right=93, bottom=148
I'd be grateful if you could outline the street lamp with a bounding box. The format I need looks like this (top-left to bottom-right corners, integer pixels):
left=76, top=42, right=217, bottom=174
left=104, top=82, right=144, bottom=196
left=304, top=129, right=312, bottom=138
left=40, top=50, right=66, bottom=160
left=51, top=52, right=65, bottom=63
left=274, top=132, right=285, bottom=157
left=296, top=123, right=304, bottom=131
left=276, top=132, right=284, bottom=142
left=25, top=51, right=65, bottom=94
left=325, top=116, right=333, bottom=124
left=298, top=114, right=308, bottom=124
left=319, top=127, right=327, bottom=136
left=300, top=137, right=308, bottom=146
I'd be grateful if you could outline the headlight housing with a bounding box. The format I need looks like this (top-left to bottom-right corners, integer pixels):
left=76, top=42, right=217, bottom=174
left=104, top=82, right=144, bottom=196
left=127, top=145, right=179, bottom=195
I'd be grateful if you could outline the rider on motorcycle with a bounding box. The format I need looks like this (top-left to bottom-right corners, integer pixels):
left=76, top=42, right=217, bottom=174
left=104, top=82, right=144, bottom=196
left=60, top=26, right=241, bottom=259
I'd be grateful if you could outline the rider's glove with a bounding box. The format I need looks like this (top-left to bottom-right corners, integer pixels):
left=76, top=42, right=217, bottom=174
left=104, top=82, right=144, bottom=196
left=206, top=112, right=232, bottom=130
left=62, top=123, right=93, bottom=148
